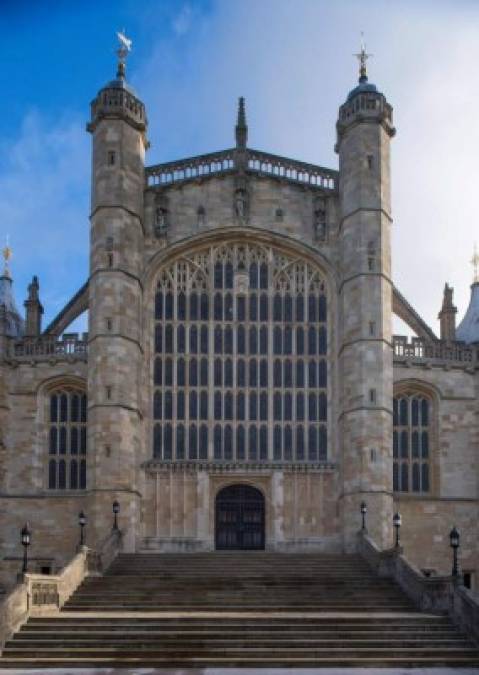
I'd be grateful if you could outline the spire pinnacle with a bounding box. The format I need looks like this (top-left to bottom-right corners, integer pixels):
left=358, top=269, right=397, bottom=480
left=116, top=30, right=132, bottom=80
left=235, top=97, right=248, bottom=149
left=354, top=32, right=372, bottom=83
left=471, top=243, right=479, bottom=283
left=2, top=235, right=12, bottom=278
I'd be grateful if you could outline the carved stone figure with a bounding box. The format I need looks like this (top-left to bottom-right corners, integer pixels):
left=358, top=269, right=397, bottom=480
left=235, top=189, right=248, bottom=220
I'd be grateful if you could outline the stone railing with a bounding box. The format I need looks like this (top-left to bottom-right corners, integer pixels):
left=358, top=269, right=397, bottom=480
left=247, top=149, right=337, bottom=190
left=10, top=333, right=88, bottom=362
left=0, top=529, right=122, bottom=654
left=393, top=335, right=477, bottom=365
left=338, top=91, right=394, bottom=125
left=146, top=149, right=236, bottom=187
left=146, top=147, right=338, bottom=191
left=358, top=532, right=479, bottom=643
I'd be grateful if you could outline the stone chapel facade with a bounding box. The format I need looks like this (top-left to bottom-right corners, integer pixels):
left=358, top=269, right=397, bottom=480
left=0, top=52, right=478, bottom=589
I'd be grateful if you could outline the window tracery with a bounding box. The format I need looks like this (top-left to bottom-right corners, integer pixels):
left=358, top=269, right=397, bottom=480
left=393, top=393, right=430, bottom=493
left=48, top=388, right=87, bottom=490
left=153, top=242, right=328, bottom=462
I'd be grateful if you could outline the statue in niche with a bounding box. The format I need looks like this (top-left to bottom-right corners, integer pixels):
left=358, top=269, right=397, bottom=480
left=313, top=198, right=327, bottom=241
left=155, top=207, right=168, bottom=237
left=197, top=205, right=206, bottom=229
left=235, top=189, right=248, bottom=221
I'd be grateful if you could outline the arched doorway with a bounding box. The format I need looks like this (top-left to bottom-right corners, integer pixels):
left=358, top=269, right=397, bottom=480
left=215, top=484, right=265, bottom=550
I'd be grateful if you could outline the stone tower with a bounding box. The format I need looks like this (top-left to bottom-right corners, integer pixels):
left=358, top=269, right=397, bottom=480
left=336, top=48, right=396, bottom=548
left=86, top=41, right=148, bottom=548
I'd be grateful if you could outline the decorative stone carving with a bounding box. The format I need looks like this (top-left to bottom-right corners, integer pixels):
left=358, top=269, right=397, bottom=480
left=31, top=582, right=59, bottom=607
left=313, top=197, right=327, bottom=241
left=197, top=205, right=206, bottom=229
left=154, top=194, right=169, bottom=238
left=234, top=188, right=248, bottom=221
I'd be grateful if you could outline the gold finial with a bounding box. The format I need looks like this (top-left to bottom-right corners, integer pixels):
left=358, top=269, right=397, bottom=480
left=471, top=243, right=479, bottom=283
left=354, top=32, right=372, bottom=83
left=2, top=235, right=12, bottom=278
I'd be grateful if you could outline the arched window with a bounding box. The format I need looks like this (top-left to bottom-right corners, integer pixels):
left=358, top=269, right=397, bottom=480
left=47, top=388, right=87, bottom=490
left=393, top=393, right=431, bottom=494
left=153, top=242, right=328, bottom=462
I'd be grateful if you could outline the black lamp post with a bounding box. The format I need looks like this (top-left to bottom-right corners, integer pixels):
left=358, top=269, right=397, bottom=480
left=393, top=512, right=402, bottom=548
left=112, top=500, right=120, bottom=531
left=21, top=523, right=31, bottom=574
left=78, top=510, right=87, bottom=546
left=449, top=526, right=460, bottom=578
left=360, top=502, right=367, bottom=531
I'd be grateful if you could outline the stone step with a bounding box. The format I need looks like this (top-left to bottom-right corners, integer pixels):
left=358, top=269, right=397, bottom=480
left=2, top=551, right=478, bottom=668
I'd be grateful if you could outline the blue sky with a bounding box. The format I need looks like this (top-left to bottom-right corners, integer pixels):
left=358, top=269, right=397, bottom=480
left=1, top=0, right=479, bottom=334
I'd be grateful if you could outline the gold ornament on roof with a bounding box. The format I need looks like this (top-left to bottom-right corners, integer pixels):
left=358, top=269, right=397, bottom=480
left=116, top=30, right=132, bottom=80
left=2, top=236, right=12, bottom=278
left=354, top=32, right=372, bottom=81
left=471, top=243, right=479, bottom=283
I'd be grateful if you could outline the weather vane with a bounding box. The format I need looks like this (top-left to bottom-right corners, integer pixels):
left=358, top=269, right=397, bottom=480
left=354, top=32, right=372, bottom=82
left=2, top=235, right=12, bottom=278
left=116, top=30, right=132, bottom=79
left=471, top=243, right=479, bottom=283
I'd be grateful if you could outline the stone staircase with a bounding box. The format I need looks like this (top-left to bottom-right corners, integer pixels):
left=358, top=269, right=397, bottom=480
left=1, top=552, right=479, bottom=668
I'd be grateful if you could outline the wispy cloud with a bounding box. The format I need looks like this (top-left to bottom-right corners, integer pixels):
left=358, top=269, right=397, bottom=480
left=0, top=110, right=90, bottom=327
left=172, top=4, right=193, bottom=36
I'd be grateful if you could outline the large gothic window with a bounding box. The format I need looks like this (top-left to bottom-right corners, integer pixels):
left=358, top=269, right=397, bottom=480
left=153, top=242, right=328, bottom=462
left=393, top=394, right=430, bottom=493
left=48, top=389, right=87, bottom=490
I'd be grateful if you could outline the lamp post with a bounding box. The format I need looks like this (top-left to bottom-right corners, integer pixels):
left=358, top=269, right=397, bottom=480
left=449, top=526, right=460, bottom=578
left=393, top=512, right=402, bottom=548
left=78, top=511, right=87, bottom=547
left=360, top=502, right=367, bottom=532
left=21, top=523, right=31, bottom=574
left=112, top=500, right=120, bottom=531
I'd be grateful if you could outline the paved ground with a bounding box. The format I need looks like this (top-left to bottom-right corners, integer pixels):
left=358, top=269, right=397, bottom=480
left=1, top=669, right=479, bottom=675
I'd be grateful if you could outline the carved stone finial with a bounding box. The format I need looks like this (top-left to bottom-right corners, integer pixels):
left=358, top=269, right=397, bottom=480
left=235, top=97, right=248, bottom=149
left=354, top=32, right=372, bottom=84
left=438, top=282, right=457, bottom=341
left=28, top=275, right=39, bottom=301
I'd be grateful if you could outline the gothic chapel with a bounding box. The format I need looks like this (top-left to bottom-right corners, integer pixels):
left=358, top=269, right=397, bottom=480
left=0, top=41, right=478, bottom=590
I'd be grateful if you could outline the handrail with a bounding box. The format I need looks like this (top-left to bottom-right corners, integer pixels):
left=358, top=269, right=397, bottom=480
left=357, top=531, right=479, bottom=644
left=0, top=529, right=123, bottom=654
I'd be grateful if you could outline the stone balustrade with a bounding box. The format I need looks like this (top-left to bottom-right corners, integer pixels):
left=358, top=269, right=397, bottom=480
left=0, top=529, right=123, bottom=654
left=393, top=335, right=477, bottom=365
left=10, top=333, right=88, bottom=361
left=358, top=532, right=479, bottom=643
left=146, top=149, right=236, bottom=187
left=146, top=148, right=338, bottom=191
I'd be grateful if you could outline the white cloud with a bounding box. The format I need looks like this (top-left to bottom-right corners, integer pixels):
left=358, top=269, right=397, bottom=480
left=136, top=0, right=479, bottom=335
left=0, top=110, right=90, bottom=327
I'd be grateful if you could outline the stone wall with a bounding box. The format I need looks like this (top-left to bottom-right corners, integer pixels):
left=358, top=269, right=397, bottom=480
left=141, top=467, right=340, bottom=552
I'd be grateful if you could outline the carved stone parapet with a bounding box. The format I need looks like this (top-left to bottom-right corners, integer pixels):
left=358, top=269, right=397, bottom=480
left=144, top=460, right=336, bottom=475
left=31, top=582, right=59, bottom=608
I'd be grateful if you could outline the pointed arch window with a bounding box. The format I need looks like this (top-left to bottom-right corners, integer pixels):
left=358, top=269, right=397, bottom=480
left=153, top=242, right=328, bottom=463
left=393, top=393, right=431, bottom=494
left=47, top=388, right=87, bottom=490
